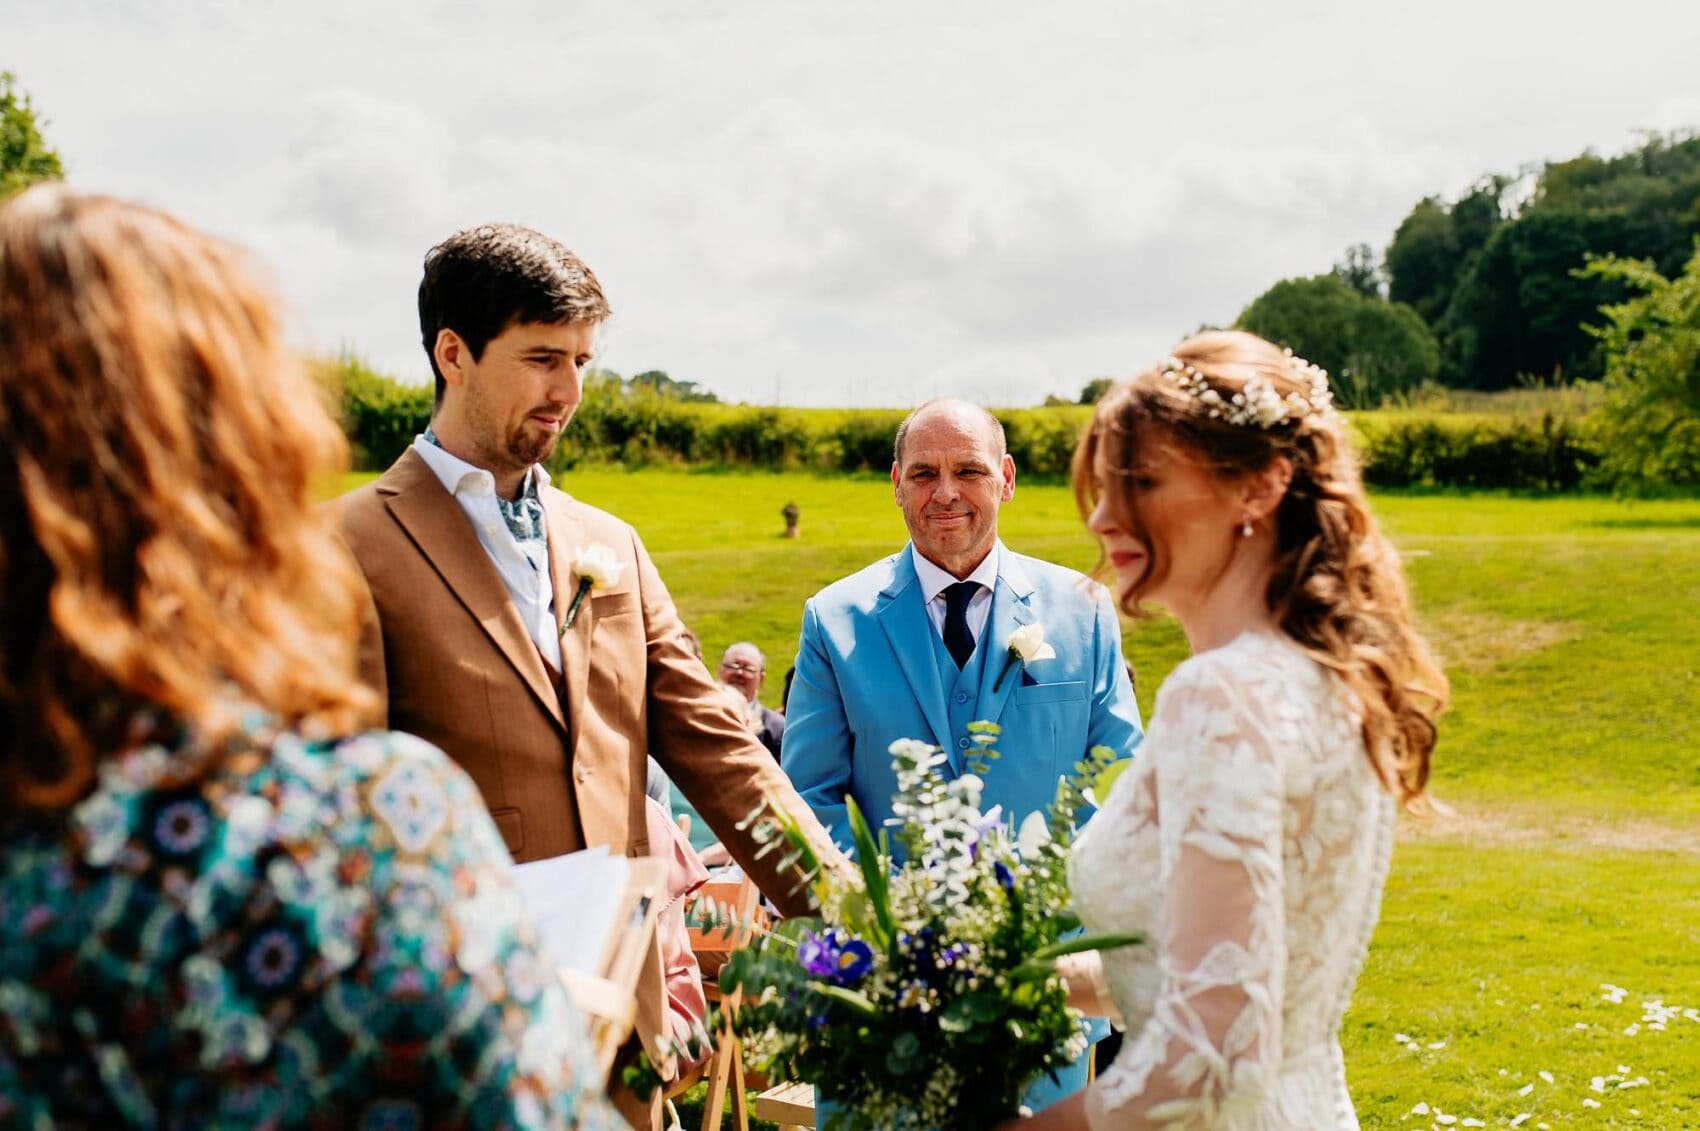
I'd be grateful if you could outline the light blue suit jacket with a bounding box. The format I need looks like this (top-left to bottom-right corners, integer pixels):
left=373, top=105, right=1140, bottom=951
left=782, top=542, right=1144, bottom=851
left=782, top=543, right=1143, bottom=1113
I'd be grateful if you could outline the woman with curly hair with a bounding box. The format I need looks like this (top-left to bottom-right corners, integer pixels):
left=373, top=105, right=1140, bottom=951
left=1002, top=330, right=1447, bottom=1129
left=0, top=185, right=619, bottom=1129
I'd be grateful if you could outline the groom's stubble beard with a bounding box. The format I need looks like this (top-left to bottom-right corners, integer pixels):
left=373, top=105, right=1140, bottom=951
left=465, top=388, right=572, bottom=473
left=505, top=409, right=569, bottom=468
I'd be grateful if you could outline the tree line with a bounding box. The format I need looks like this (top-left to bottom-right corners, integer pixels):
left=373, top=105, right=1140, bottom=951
left=1227, top=132, right=1700, bottom=405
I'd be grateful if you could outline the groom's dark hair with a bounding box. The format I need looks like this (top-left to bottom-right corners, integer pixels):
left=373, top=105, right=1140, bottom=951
left=418, top=223, right=610, bottom=408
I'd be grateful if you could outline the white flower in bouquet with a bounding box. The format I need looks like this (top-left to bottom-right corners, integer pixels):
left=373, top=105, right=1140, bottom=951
left=704, top=725, right=1140, bottom=1131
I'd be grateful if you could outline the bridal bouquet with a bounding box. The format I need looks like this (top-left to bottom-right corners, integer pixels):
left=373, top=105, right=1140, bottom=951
left=717, top=725, right=1138, bottom=1130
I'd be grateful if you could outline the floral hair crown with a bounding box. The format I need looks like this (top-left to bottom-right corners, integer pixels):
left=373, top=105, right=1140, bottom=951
left=1156, top=349, right=1334, bottom=428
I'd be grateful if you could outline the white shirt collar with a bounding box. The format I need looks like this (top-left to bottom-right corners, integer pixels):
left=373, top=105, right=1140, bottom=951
left=412, top=434, right=549, bottom=500
left=912, top=541, right=1001, bottom=605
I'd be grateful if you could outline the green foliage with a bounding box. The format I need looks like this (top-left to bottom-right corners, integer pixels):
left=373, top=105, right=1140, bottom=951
left=1355, top=412, right=1600, bottom=491
left=629, top=369, right=720, bottom=402
left=995, top=407, right=1090, bottom=478
left=1386, top=135, right=1700, bottom=389
left=1333, top=241, right=1385, bottom=299
left=320, top=354, right=432, bottom=469
left=1, top=72, right=65, bottom=197
left=326, top=355, right=1100, bottom=480
left=326, top=351, right=1696, bottom=491
left=1235, top=274, right=1440, bottom=406
left=1579, top=244, right=1700, bottom=492
left=1076, top=377, right=1113, bottom=405
left=1386, top=197, right=1467, bottom=324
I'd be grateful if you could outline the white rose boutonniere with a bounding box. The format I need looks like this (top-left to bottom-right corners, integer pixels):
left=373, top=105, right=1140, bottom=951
left=562, top=543, right=626, bottom=633
left=992, top=622, right=1056, bottom=693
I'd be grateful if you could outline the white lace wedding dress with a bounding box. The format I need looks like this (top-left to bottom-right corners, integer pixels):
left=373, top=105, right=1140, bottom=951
left=1069, top=631, right=1395, bottom=1129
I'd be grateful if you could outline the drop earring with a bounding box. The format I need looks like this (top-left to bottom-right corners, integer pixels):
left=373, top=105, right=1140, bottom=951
left=1239, top=517, right=1254, bottom=538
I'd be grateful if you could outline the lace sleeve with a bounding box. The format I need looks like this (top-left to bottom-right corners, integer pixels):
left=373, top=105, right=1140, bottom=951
left=1086, top=658, right=1287, bottom=1129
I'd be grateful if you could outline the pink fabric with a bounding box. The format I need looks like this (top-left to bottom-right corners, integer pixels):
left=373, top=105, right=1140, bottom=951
left=645, top=796, right=710, bottom=1073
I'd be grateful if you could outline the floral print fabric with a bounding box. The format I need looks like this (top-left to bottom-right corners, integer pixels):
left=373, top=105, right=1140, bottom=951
left=0, top=707, right=619, bottom=1130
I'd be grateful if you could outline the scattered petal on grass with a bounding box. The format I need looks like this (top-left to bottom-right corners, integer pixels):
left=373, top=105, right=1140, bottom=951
left=1509, top=1116, right=1531, bottom=1129
left=1538, top=1070, right=1555, bottom=1084
left=1582, top=1098, right=1601, bottom=1108
left=1410, top=1102, right=1430, bottom=1116
left=1517, top=1083, right=1535, bottom=1097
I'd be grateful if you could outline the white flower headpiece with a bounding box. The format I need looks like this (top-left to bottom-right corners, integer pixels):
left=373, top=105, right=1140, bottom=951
left=1157, top=349, right=1334, bottom=428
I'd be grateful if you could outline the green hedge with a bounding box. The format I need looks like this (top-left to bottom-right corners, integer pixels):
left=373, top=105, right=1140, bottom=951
left=326, top=358, right=1623, bottom=491
left=1356, top=413, right=1602, bottom=491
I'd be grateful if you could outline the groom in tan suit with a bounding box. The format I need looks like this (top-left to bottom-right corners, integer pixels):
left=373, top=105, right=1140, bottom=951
left=330, top=224, right=834, bottom=1126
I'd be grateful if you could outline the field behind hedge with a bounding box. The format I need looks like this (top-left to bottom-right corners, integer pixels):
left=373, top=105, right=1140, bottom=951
left=332, top=467, right=1700, bottom=1126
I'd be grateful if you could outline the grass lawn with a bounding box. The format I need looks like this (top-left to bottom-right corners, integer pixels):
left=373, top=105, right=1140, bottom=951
left=331, top=467, right=1700, bottom=1125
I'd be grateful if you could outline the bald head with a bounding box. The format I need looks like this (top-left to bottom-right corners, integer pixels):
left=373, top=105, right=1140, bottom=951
left=890, top=398, right=1016, bottom=578
left=893, top=399, right=1006, bottom=466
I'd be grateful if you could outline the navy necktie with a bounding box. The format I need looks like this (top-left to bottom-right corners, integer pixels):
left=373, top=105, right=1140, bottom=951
left=942, top=581, right=979, bottom=669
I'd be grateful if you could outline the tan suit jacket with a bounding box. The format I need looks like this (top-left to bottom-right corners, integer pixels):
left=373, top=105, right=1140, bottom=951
left=329, top=449, right=832, bottom=1090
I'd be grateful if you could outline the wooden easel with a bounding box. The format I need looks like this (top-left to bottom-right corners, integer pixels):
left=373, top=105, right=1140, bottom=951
left=682, top=872, right=766, bottom=1130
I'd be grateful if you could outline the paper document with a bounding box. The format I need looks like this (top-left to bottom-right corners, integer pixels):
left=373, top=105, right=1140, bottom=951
left=512, top=847, right=631, bottom=974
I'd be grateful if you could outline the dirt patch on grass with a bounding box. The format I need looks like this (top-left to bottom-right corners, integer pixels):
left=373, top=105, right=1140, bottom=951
left=1419, top=609, right=1581, bottom=674
left=1397, top=800, right=1700, bottom=856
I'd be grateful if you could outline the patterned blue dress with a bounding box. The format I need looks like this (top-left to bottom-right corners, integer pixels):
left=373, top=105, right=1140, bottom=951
left=0, top=706, right=621, bottom=1129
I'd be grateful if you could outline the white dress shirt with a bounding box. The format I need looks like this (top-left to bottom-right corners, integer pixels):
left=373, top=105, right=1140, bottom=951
left=912, top=541, right=1001, bottom=647
left=412, top=436, right=562, bottom=671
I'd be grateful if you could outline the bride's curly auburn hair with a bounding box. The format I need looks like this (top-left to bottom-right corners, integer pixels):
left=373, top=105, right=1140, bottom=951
left=0, top=185, right=376, bottom=815
left=1073, top=330, right=1447, bottom=809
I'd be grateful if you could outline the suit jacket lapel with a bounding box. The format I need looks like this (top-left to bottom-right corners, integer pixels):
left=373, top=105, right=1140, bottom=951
left=876, top=546, right=953, bottom=755
left=543, top=489, right=588, bottom=757
left=379, top=448, right=567, bottom=734
left=974, top=549, right=1036, bottom=730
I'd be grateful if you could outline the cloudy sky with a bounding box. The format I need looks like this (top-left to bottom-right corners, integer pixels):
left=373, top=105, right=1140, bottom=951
left=8, top=0, right=1699, bottom=405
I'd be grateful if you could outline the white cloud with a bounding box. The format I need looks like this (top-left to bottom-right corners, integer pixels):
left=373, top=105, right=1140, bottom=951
left=4, top=0, right=1698, bottom=405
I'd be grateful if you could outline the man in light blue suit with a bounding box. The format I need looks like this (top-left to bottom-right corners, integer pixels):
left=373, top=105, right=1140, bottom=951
left=781, top=399, right=1143, bottom=1113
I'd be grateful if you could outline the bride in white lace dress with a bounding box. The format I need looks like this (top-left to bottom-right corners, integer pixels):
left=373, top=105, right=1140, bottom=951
left=1000, top=331, right=1447, bottom=1130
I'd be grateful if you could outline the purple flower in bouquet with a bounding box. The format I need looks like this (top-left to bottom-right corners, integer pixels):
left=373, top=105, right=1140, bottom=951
left=797, top=928, right=874, bottom=985
left=968, top=803, right=1004, bottom=859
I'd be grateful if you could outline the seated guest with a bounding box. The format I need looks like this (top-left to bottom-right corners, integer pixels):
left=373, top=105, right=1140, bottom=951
left=0, top=186, right=618, bottom=1128
left=717, top=642, right=785, bottom=760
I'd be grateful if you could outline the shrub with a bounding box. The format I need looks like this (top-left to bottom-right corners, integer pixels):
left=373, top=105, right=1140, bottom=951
left=999, top=408, right=1090, bottom=479
left=832, top=412, right=906, bottom=472
left=324, top=355, right=433, bottom=470
left=1579, top=245, right=1700, bottom=493
left=1356, top=413, right=1601, bottom=491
